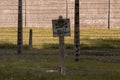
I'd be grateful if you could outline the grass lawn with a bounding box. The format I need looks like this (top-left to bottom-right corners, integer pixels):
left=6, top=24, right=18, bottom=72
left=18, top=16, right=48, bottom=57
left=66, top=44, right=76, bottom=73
left=0, top=28, right=120, bottom=80
left=0, top=28, right=120, bottom=55
left=0, top=54, right=120, bottom=80
left=0, top=28, right=120, bottom=49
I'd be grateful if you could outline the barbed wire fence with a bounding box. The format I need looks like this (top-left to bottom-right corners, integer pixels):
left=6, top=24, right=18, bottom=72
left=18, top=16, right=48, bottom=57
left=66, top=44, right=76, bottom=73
left=0, top=0, right=120, bottom=54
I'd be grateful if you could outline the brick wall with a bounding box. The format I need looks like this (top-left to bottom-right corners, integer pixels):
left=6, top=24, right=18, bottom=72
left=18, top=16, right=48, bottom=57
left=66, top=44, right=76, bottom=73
left=0, top=0, right=120, bottom=28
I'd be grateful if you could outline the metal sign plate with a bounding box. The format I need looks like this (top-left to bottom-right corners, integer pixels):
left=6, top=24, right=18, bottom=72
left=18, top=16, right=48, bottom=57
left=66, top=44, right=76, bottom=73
left=52, top=19, right=70, bottom=37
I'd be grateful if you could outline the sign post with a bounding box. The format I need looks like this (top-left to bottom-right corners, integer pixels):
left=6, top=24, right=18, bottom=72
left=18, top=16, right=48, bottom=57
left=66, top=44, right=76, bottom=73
left=59, top=34, right=65, bottom=75
left=52, top=16, right=70, bottom=75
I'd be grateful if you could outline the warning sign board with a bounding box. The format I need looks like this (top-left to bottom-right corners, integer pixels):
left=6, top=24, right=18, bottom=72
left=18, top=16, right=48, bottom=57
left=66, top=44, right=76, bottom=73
left=52, top=19, right=70, bottom=37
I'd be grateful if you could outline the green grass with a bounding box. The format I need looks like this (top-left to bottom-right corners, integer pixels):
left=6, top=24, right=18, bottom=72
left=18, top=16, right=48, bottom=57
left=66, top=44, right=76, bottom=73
left=80, top=29, right=120, bottom=49
left=0, top=28, right=120, bottom=79
left=0, top=55, right=120, bottom=80
left=0, top=28, right=120, bottom=49
left=0, top=27, right=120, bottom=55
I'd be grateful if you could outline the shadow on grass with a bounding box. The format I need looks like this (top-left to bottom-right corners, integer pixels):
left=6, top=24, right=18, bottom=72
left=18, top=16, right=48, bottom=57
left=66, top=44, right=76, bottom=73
left=81, top=38, right=120, bottom=56
left=1, top=38, right=120, bottom=49
left=0, top=38, right=120, bottom=56
left=81, top=38, right=120, bottom=49
left=43, top=38, right=120, bottom=49
left=0, top=42, right=29, bottom=49
left=43, top=38, right=120, bottom=56
left=43, top=43, right=73, bottom=49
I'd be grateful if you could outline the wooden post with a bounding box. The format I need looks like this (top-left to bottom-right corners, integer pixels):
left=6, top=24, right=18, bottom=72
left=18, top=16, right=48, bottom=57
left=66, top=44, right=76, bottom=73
left=58, top=16, right=65, bottom=75
left=29, top=28, right=32, bottom=49
left=59, top=36, right=65, bottom=75
left=52, top=16, right=70, bottom=75
left=18, top=0, right=23, bottom=54
left=74, top=0, right=80, bottom=61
